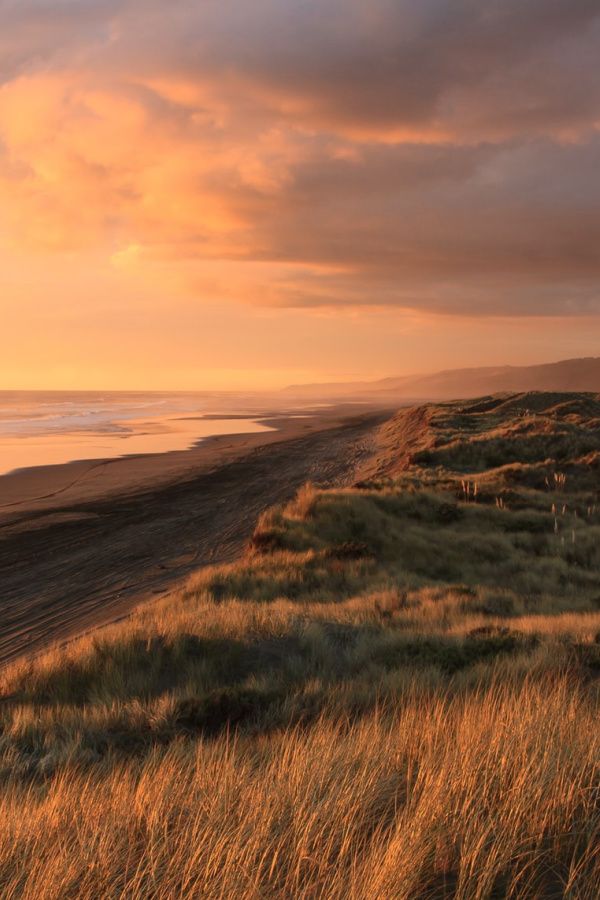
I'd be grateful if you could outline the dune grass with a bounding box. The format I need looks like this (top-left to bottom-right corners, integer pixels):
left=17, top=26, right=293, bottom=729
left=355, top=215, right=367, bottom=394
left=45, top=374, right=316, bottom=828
left=1, top=392, right=599, bottom=897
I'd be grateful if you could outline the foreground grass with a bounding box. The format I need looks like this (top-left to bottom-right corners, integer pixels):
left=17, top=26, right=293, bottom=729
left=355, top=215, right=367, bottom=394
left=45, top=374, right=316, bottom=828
left=1, top=392, right=600, bottom=897
left=2, top=680, right=598, bottom=898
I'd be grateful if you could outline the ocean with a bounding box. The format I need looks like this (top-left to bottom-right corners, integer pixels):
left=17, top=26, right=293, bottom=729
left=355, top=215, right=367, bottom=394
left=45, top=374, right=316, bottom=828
left=0, top=391, right=276, bottom=475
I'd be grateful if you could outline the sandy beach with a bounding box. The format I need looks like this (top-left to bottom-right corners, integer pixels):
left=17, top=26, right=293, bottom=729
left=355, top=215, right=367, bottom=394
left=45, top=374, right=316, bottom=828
left=0, top=405, right=389, bottom=666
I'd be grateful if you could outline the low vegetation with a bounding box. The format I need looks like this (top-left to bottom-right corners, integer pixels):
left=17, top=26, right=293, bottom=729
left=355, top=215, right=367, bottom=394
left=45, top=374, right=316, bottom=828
left=1, top=392, right=599, bottom=897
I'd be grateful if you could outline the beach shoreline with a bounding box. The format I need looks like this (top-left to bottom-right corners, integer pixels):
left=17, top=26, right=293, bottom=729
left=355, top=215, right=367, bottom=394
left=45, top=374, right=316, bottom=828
left=0, top=405, right=390, bottom=667
left=0, top=408, right=337, bottom=520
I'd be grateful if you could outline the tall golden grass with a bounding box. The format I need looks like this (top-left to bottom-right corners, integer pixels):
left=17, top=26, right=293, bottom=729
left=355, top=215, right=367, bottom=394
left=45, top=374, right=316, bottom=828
left=1, top=676, right=598, bottom=899
left=2, top=393, right=600, bottom=897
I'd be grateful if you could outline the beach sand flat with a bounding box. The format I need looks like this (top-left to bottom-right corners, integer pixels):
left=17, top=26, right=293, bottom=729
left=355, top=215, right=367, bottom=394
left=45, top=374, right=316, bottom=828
left=0, top=406, right=389, bottom=666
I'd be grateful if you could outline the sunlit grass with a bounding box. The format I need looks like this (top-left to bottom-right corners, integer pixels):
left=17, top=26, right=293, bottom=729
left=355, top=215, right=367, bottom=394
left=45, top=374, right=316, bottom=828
left=1, top=678, right=598, bottom=898
left=1, top=392, right=600, bottom=897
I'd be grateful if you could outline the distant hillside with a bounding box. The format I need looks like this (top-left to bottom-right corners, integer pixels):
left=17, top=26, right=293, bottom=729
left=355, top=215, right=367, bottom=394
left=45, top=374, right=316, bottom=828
left=283, top=357, right=600, bottom=401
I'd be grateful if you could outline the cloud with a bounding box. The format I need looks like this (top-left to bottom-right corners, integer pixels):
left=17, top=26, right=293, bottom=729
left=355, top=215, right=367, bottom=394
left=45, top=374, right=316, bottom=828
left=0, top=0, right=599, bottom=316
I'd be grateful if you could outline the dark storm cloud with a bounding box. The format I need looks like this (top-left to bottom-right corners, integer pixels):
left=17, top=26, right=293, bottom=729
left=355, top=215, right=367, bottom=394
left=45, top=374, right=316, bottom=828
left=0, top=0, right=599, bottom=315
left=109, top=0, right=600, bottom=139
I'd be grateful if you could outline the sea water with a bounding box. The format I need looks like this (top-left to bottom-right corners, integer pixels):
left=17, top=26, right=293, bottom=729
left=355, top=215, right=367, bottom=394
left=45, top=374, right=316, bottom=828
left=0, top=391, right=276, bottom=475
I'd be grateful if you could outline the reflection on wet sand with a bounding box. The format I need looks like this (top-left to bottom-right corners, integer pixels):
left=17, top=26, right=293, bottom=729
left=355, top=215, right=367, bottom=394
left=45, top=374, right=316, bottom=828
left=0, top=414, right=275, bottom=476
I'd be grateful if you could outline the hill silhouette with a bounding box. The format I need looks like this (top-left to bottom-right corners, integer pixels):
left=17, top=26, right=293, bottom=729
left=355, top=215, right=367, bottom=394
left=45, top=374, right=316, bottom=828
left=283, top=356, right=600, bottom=401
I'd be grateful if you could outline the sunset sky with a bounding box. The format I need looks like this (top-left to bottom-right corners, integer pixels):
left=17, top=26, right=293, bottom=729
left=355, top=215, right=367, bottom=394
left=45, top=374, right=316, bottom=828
left=1, top=0, right=599, bottom=389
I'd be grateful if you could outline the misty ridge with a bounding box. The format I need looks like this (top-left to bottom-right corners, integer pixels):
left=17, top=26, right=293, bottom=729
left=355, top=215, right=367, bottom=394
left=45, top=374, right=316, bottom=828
left=283, top=356, right=600, bottom=401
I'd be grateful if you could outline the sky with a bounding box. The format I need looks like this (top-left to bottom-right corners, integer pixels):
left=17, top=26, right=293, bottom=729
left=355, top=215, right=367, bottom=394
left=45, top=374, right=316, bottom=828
left=1, top=0, right=599, bottom=390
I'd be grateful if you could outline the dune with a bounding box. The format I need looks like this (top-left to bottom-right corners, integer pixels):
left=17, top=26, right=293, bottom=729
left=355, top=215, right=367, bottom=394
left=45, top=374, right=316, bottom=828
left=1, top=390, right=599, bottom=897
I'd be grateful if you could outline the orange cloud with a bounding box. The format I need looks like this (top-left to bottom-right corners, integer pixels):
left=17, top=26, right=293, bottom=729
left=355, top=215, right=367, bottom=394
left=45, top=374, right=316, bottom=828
left=0, top=0, right=599, bottom=387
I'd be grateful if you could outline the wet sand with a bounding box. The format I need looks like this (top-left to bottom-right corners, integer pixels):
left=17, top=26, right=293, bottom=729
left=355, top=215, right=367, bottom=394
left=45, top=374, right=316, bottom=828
left=0, top=406, right=391, bottom=666
left=0, top=413, right=276, bottom=476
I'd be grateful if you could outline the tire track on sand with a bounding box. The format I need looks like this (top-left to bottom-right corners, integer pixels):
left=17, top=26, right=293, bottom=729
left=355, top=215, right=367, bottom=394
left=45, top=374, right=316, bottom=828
left=0, top=411, right=390, bottom=667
